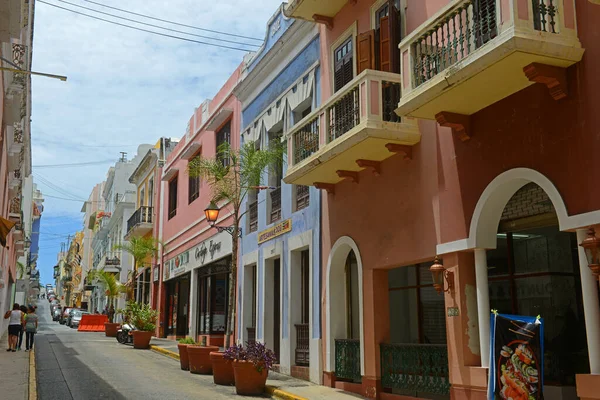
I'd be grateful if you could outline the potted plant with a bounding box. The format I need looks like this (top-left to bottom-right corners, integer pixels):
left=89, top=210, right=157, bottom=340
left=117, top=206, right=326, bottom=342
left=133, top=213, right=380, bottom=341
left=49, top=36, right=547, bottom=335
left=87, top=268, right=125, bottom=337
left=187, top=341, right=219, bottom=375
left=177, top=338, right=196, bottom=371
left=129, top=302, right=157, bottom=349
left=224, top=341, right=276, bottom=395
left=210, top=350, right=235, bottom=386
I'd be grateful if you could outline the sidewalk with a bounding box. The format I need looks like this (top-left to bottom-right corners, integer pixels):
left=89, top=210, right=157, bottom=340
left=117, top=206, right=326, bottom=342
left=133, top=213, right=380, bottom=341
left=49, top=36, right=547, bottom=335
left=0, top=330, right=30, bottom=400
left=149, top=338, right=363, bottom=400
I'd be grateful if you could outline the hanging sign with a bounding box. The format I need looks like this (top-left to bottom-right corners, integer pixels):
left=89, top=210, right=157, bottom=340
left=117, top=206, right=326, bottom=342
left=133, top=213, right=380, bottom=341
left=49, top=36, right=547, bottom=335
left=488, top=313, right=544, bottom=400
left=258, top=219, right=292, bottom=244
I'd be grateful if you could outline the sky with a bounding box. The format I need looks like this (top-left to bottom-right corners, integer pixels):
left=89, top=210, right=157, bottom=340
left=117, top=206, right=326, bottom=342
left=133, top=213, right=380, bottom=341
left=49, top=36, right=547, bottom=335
left=31, top=0, right=283, bottom=285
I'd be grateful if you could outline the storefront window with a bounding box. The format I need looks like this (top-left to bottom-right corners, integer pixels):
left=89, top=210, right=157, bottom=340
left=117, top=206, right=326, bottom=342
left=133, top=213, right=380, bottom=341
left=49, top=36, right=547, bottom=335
left=165, top=274, right=190, bottom=336
left=197, top=257, right=231, bottom=335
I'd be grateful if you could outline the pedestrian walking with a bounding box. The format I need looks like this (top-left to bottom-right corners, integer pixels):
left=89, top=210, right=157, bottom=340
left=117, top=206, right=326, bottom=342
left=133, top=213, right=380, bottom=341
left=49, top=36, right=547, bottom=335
left=17, top=305, right=28, bottom=350
left=3, top=303, right=24, bottom=352
left=24, top=306, right=38, bottom=351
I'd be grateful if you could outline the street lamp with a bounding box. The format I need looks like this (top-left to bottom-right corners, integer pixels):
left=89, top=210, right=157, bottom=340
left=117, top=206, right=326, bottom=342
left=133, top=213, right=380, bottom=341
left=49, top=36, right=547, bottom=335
left=429, top=257, right=454, bottom=294
left=579, top=228, right=600, bottom=281
left=203, top=202, right=241, bottom=237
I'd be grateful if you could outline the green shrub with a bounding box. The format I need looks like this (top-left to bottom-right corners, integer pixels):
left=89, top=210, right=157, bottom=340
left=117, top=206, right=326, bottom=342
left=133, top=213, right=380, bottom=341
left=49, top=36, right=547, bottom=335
left=178, top=337, right=196, bottom=345
left=127, top=301, right=158, bottom=332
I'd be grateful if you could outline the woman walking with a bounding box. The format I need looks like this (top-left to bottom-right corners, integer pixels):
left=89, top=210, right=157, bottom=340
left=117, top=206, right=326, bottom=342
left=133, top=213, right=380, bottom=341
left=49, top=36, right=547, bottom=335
left=3, top=303, right=24, bottom=352
left=17, top=305, right=28, bottom=350
left=24, top=306, right=38, bottom=351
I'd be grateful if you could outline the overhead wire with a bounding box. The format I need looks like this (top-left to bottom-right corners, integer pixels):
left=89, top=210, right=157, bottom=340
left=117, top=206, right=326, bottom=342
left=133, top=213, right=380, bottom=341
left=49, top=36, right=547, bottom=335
left=37, top=1, right=257, bottom=53
left=33, top=158, right=116, bottom=168
left=53, top=0, right=261, bottom=48
left=82, top=0, right=264, bottom=42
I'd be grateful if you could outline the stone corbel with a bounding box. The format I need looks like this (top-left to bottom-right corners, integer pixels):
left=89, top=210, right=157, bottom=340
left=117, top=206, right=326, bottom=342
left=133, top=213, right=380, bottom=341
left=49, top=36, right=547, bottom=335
left=356, top=159, right=381, bottom=176
left=385, top=143, right=413, bottom=160
left=523, top=62, right=568, bottom=101
left=336, top=170, right=359, bottom=183
left=312, top=14, right=333, bottom=29
left=314, top=182, right=335, bottom=195
left=435, top=112, right=471, bottom=142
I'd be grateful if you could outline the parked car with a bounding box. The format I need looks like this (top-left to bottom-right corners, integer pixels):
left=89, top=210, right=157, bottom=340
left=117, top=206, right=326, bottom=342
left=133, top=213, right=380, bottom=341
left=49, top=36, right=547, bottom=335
left=52, top=306, right=63, bottom=321
left=60, top=307, right=73, bottom=324
left=69, top=310, right=89, bottom=329
left=50, top=303, right=61, bottom=316
left=66, top=309, right=81, bottom=327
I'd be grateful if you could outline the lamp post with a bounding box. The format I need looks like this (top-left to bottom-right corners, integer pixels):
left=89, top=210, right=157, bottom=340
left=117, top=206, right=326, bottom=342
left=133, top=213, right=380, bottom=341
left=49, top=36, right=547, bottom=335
left=204, top=202, right=242, bottom=237
left=429, top=257, right=454, bottom=294
left=579, top=228, right=600, bottom=281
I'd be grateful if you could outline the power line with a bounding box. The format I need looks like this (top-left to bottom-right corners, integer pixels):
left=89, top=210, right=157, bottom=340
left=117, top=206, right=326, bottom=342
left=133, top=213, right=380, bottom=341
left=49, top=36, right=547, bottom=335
left=38, top=1, right=257, bottom=53
left=36, top=175, right=85, bottom=201
left=32, top=158, right=116, bottom=168
left=54, top=0, right=261, bottom=48
left=82, top=0, right=264, bottom=42
left=42, top=194, right=86, bottom=202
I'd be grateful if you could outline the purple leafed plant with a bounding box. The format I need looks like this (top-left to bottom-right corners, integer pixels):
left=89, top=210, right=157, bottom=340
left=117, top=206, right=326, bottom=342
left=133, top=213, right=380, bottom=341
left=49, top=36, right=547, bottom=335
left=223, top=341, right=276, bottom=373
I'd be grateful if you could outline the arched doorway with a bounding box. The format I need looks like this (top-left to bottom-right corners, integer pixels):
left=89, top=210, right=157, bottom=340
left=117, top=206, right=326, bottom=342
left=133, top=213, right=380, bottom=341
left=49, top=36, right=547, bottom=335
left=325, top=236, right=364, bottom=383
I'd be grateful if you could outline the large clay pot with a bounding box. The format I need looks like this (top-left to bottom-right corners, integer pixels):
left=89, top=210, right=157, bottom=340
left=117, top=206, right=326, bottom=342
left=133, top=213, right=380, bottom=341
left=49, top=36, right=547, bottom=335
left=132, top=330, right=153, bottom=349
left=104, top=323, right=120, bottom=337
left=178, top=343, right=191, bottom=371
left=187, top=345, right=219, bottom=374
left=210, top=351, right=234, bottom=385
left=232, top=360, right=268, bottom=396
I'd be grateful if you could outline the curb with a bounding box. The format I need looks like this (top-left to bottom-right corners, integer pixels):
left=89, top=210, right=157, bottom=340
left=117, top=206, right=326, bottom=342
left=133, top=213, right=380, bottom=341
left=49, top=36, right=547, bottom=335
left=150, top=345, right=180, bottom=361
left=29, top=348, right=37, bottom=400
left=265, top=385, right=308, bottom=400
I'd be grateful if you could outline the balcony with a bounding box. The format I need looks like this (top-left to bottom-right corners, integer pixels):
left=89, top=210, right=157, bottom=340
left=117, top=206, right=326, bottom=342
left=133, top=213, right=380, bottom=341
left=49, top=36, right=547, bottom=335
left=334, top=339, right=361, bottom=383
left=125, top=206, right=153, bottom=238
left=8, top=196, right=21, bottom=222
left=284, top=69, right=420, bottom=187
left=397, top=0, right=584, bottom=123
left=284, top=0, right=347, bottom=24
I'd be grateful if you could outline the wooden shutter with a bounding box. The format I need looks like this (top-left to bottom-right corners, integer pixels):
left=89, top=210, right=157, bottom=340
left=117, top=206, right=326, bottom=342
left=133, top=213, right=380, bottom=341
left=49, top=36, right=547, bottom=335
left=357, top=30, right=374, bottom=74
left=379, top=16, right=391, bottom=72
left=388, top=0, right=400, bottom=73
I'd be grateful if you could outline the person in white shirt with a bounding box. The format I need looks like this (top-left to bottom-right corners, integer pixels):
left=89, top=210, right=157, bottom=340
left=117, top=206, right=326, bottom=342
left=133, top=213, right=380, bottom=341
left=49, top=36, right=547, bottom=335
left=3, top=303, right=24, bottom=352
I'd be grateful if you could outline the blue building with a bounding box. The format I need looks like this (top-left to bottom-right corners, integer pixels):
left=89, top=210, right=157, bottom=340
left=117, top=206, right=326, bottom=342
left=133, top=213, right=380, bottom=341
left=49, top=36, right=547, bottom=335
left=235, top=4, right=322, bottom=383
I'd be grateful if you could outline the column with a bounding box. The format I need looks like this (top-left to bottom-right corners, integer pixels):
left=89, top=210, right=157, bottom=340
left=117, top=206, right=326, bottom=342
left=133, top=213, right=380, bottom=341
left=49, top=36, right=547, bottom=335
left=474, top=248, right=490, bottom=368
left=576, top=229, right=600, bottom=374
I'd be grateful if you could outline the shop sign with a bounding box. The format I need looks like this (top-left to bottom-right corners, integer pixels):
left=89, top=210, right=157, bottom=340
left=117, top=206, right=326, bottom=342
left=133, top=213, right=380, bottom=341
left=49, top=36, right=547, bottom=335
left=164, top=251, right=189, bottom=281
left=258, top=219, right=292, bottom=244
left=192, top=232, right=230, bottom=268
left=488, top=313, right=544, bottom=400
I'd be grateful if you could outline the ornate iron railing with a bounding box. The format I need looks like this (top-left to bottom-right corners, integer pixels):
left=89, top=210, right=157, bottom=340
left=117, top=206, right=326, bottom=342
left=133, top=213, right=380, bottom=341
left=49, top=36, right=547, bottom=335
left=293, top=116, right=320, bottom=164
left=412, top=0, right=498, bottom=88
left=380, top=343, right=450, bottom=396
left=382, top=81, right=401, bottom=123
left=270, top=187, right=282, bottom=223
left=335, top=339, right=361, bottom=382
left=246, top=327, right=256, bottom=344
left=327, top=85, right=360, bottom=142
left=295, top=323, right=310, bottom=366
left=13, top=122, right=23, bottom=143
left=248, top=201, right=258, bottom=233
left=295, top=185, right=310, bottom=211
left=126, top=206, right=153, bottom=234
left=105, top=252, right=121, bottom=266
left=532, top=0, right=558, bottom=33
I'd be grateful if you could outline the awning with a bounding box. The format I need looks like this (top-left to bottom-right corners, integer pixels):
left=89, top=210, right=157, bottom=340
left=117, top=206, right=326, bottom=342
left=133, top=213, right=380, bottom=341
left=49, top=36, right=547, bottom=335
left=0, top=216, right=16, bottom=247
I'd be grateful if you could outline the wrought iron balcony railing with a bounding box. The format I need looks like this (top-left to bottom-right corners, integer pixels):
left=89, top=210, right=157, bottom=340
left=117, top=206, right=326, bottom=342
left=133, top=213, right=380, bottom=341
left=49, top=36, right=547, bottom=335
left=295, top=185, right=309, bottom=211
left=293, top=116, right=319, bottom=165
left=294, top=323, right=309, bottom=366
left=270, top=187, right=281, bottom=224
left=105, top=252, right=121, bottom=267
left=126, top=206, right=153, bottom=234
left=248, top=201, right=258, bottom=233
left=334, top=339, right=361, bottom=382
left=380, top=343, right=450, bottom=396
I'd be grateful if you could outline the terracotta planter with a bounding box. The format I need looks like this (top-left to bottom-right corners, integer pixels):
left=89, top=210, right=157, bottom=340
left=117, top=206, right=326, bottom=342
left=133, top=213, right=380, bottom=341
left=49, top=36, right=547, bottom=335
left=178, top=343, right=191, bottom=371
left=232, top=360, right=268, bottom=396
left=187, top=345, right=219, bottom=374
left=210, top=351, right=235, bottom=385
left=132, top=330, right=153, bottom=349
left=104, top=323, right=120, bottom=337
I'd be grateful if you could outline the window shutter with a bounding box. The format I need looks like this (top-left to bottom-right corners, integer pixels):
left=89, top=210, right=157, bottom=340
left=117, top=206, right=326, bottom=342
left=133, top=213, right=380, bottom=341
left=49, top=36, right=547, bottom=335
left=357, top=30, right=375, bottom=74
left=388, top=0, right=400, bottom=73
left=379, top=16, right=391, bottom=72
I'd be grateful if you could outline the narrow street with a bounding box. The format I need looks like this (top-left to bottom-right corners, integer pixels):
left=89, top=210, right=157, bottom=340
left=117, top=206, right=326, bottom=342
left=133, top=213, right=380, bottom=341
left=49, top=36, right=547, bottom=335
left=35, top=301, right=263, bottom=400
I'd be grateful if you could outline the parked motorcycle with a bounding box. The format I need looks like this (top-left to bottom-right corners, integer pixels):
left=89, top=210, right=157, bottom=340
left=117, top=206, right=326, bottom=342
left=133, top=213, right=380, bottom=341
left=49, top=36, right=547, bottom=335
left=116, top=323, right=136, bottom=345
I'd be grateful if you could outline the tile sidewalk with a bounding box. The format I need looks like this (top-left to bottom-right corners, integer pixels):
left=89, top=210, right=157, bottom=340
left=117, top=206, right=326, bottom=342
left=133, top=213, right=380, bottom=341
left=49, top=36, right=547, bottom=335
left=0, top=330, right=30, bottom=400
left=149, top=337, right=363, bottom=400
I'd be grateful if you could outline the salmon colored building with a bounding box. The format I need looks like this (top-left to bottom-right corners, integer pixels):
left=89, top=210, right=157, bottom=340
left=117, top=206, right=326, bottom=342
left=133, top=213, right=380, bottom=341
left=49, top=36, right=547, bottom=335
left=284, top=0, right=599, bottom=399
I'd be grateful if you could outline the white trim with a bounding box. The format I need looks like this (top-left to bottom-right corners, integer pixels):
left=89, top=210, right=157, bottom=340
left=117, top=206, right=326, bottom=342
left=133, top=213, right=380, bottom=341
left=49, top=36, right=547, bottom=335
left=324, top=235, right=364, bottom=376
left=258, top=243, right=284, bottom=368
left=161, top=168, right=178, bottom=182
left=437, top=168, right=600, bottom=254
left=162, top=209, right=234, bottom=255
left=370, top=0, right=389, bottom=29
left=329, top=21, right=358, bottom=95
left=180, top=142, right=201, bottom=161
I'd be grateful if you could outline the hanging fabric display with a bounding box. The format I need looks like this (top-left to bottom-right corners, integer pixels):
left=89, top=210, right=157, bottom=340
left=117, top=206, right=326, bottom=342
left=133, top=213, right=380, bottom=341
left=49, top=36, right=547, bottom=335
left=488, top=313, right=544, bottom=400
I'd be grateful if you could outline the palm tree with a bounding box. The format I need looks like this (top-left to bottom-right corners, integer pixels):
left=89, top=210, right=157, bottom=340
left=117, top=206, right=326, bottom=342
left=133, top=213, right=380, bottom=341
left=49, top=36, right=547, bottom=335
left=16, top=261, right=25, bottom=279
left=188, top=140, right=284, bottom=348
left=87, top=268, right=127, bottom=322
left=113, top=236, right=162, bottom=302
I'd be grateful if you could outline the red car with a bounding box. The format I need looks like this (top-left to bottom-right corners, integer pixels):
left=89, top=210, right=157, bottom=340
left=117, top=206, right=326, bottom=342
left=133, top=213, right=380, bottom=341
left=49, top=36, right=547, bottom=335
left=60, top=307, right=74, bottom=324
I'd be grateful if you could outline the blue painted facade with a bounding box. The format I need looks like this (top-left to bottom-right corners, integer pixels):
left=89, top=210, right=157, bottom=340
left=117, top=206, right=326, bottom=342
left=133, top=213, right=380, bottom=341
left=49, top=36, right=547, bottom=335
left=236, top=5, right=321, bottom=377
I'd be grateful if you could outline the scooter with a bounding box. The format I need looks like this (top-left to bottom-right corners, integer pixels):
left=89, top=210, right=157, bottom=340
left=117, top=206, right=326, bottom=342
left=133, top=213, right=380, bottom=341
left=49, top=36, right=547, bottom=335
left=116, top=323, right=136, bottom=345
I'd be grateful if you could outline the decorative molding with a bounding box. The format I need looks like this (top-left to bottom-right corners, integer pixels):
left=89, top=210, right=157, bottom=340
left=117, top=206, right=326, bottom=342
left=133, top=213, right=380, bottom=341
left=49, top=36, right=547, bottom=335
left=385, top=143, right=412, bottom=160
left=435, top=112, right=471, bottom=141
left=356, top=159, right=381, bottom=176
left=523, top=63, right=568, bottom=101
left=312, top=14, right=333, bottom=29
left=336, top=170, right=359, bottom=183
left=314, top=182, right=335, bottom=194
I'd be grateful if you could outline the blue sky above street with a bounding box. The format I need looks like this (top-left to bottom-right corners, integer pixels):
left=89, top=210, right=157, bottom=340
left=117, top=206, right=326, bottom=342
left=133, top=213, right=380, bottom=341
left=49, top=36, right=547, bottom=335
left=31, top=0, right=283, bottom=285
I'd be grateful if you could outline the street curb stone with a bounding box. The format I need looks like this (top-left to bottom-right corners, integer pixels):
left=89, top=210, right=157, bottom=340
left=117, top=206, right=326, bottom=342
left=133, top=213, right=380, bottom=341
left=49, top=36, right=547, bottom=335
left=150, top=345, right=180, bottom=361
left=29, top=348, right=37, bottom=400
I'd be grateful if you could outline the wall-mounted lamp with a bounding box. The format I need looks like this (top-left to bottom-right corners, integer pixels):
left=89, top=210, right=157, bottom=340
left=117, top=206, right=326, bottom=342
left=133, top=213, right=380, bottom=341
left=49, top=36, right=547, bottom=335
left=429, top=257, right=454, bottom=294
left=579, top=228, right=600, bottom=281
left=204, top=202, right=241, bottom=237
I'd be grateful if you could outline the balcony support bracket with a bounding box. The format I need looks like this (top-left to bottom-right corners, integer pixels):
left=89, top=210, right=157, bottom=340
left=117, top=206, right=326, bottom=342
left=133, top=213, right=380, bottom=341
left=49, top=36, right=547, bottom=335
left=523, top=63, right=568, bottom=101
left=312, top=14, right=333, bottom=29
left=435, top=112, right=471, bottom=142
left=385, top=143, right=413, bottom=160
left=314, top=182, right=335, bottom=195
left=356, top=159, right=381, bottom=176
left=336, top=170, right=359, bottom=183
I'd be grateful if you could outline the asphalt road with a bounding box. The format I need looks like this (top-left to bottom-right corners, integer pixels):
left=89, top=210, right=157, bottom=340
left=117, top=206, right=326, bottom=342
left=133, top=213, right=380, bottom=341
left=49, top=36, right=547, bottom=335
left=35, top=301, right=266, bottom=400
